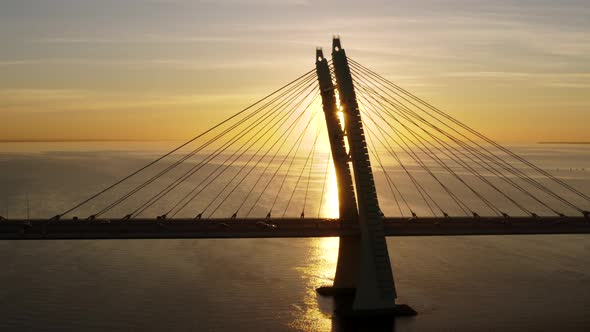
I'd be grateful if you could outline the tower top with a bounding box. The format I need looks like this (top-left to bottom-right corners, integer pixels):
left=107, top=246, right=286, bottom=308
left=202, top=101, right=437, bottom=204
left=332, top=36, right=342, bottom=52
left=315, top=47, right=325, bottom=63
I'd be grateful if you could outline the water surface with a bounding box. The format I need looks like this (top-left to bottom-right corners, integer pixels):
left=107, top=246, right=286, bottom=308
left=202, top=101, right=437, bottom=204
left=1, top=142, right=589, bottom=331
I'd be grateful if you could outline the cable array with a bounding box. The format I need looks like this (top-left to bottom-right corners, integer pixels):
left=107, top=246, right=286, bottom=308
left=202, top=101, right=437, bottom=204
left=54, top=58, right=589, bottom=221
left=347, top=58, right=589, bottom=217
left=58, top=69, right=338, bottom=220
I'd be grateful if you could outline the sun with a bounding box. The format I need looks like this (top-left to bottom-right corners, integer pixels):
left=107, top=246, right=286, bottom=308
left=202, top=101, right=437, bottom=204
left=321, top=160, right=339, bottom=219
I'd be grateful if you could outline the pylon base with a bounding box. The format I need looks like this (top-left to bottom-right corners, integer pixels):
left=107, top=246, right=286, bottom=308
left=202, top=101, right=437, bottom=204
left=339, top=304, right=417, bottom=317
left=316, top=286, right=355, bottom=296
left=316, top=286, right=417, bottom=317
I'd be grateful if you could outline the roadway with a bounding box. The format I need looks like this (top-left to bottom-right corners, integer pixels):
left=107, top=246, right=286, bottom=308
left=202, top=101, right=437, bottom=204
left=0, top=216, right=589, bottom=240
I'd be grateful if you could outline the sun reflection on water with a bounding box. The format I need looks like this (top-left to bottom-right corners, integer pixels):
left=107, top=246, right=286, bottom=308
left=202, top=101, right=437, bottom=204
left=290, top=131, right=342, bottom=330
left=290, top=237, right=339, bottom=331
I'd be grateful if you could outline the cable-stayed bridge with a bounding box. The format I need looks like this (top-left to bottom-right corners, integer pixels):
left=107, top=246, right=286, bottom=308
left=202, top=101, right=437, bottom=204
left=1, top=37, right=589, bottom=315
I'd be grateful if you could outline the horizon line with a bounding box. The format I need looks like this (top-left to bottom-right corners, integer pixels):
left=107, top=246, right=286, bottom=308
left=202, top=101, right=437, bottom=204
left=1, top=139, right=588, bottom=144
left=0, top=139, right=184, bottom=143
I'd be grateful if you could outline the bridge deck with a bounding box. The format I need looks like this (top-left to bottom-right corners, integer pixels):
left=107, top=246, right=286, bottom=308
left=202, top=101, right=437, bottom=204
left=0, top=217, right=589, bottom=240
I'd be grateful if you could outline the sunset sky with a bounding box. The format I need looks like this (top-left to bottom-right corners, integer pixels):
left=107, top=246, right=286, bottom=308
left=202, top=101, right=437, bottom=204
left=1, top=0, right=589, bottom=142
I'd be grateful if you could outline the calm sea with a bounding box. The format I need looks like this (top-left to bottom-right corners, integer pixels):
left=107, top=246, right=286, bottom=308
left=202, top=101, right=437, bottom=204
left=0, top=142, right=589, bottom=331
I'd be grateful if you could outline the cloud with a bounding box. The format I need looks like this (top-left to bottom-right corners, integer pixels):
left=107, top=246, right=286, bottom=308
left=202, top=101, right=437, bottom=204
left=0, top=58, right=290, bottom=70
left=34, top=36, right=238, bottom=44
left=442, top=72, right=533, bottom=79
left=440, top=71, right=590, bottom=88
left=0, top=89, right=256, bottom=113
left=542, top=82, right=590, bottom=89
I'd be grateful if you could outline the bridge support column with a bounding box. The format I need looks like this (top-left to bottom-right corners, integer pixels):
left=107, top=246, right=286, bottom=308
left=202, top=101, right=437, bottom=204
left=330, top=37, right=400, bottom=314
left=315, top=48, right=361, bottom=293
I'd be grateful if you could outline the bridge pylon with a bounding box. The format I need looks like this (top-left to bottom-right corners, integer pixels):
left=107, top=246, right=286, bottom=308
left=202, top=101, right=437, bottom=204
left=315, top=48, right=360, bottom=292
left=315, top=37, right=407, bottom=316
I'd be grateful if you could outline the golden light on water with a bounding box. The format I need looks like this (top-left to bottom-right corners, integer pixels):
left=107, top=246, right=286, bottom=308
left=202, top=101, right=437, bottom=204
left=289, top=150, right=340, bottom=329
left=290, top=237, right=339, bottom=331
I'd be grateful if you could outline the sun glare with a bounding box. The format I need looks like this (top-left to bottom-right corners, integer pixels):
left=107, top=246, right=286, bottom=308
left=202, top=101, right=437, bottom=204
left=321, top=162, right=339, bottom=219
left=337, top=111, right=345, bottom=130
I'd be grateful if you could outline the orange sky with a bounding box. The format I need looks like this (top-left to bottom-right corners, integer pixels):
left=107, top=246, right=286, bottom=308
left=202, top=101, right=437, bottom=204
left=1, top=0, right=589, bottom=143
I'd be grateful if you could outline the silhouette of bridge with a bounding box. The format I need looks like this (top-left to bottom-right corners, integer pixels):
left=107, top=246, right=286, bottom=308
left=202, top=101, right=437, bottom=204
left=1, top=37, right=589, bottom=315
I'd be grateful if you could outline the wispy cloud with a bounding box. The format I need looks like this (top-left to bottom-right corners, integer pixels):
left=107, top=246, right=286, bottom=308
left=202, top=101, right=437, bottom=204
left=0, top=58, right=290, bottom=70
left=0, top=89, right=253, bottom=113
left=34, top=36, right=239, bottom=44
left=442, top=72, right=533, bottom=79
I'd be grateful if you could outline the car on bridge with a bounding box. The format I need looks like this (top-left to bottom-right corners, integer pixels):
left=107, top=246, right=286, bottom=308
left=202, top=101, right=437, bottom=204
left=256, top=221, right=277, bottom=229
